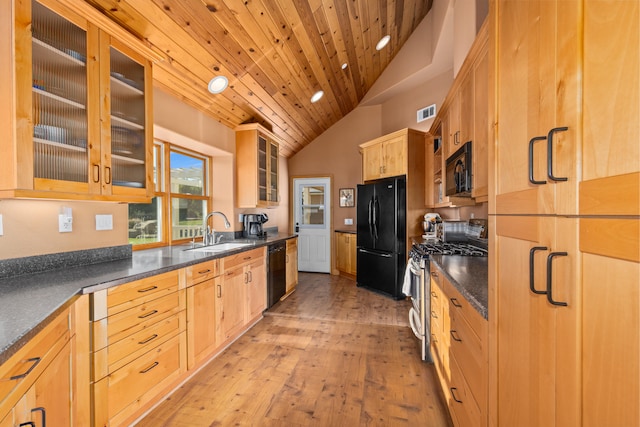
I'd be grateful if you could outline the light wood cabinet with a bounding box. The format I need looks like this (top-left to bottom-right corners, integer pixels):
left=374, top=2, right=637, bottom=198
left=186, top=259, right=222, bottom=369
left=0, top=0, right=154, bottom=202
left=428, top=22, right=489, bottom=207
left=218, top=247, right=267, bottom=343
left=431, top=265, right=488, bottom=427
left=91, top=270, right=187, bottom=427
left=236, top=123, right=280, bottom=208
left=359, top=128, right=427, bottom=249
left=335, top=231, right=356, bottom=276
left=285, top=237, right=298, bottom=294
left=0, top=296, right=88, bottom=427
left=361, top=134, right=407, bottom=181
left=489, top=0, right=639, bottom=426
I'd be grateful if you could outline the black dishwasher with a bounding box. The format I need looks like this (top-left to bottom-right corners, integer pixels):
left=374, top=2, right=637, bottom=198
left=267, top=242, right=287, bottom=308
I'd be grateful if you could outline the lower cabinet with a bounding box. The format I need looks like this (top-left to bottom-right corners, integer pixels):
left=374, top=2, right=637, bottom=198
left=0, top=296, right=89, bottom=427
left=186, top=259, right=222, bottom=370
left=335, top=231, right=357, bottom=276
left=91, top=270, right=187, bottom=427
left=430, top=264, right=488, bottom=427
left=285, top=237, right=298, bottom=294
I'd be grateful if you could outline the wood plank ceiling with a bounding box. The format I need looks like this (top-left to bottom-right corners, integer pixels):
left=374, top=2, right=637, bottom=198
left=85, top=0, right=433, bottom=157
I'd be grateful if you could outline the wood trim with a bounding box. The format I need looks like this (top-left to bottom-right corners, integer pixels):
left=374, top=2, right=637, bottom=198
left=579, top=172, right=640, bottom=216
left=580, top=218, right=640, bottom=262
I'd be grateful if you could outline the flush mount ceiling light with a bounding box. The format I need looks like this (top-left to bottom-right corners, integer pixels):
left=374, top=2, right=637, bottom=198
left=311, top=90, right=324, bottom=103
left=341, top=63, right=348, bottom=70
left=207, top=75, right=228, bottom=94
left=376, top=35, right=391, bottom=51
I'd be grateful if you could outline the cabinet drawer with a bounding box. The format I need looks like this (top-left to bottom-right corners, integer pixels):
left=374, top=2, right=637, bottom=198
left=449, top=307, right=485, bottom=406
left=188, top=259, right=221, bottom=285
left=449, top=353, right=483, bottom=427
left=104, top=311, right=185, bottom=375
left=106, top=270, right=180, bottom=316
left=223, top=247, right=264, bottom=270
left=106, top=291, right=184, bottom=344
left=444, top=276, right=487, bottom=340
left=105, top=333, right=184, bottom=421
left=0, top=308, right=70, bottom=414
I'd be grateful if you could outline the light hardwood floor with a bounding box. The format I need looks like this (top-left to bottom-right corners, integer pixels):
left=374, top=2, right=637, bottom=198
left=135, top=273, right=452, bottom=426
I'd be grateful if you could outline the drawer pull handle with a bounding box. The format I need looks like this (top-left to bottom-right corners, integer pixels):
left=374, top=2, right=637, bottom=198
left=243, top=256, right=251, bottom=260
left=450, top=298, right=462, bottom=308
left=450, top=330, right=462, bottom=342
left=197, top=269, right=211, bottom=274
left=431, top=311, right=438, bottom=319
left=138, top=310, right=158, bottom=319
left=450, top=387, right=463, bottom=403
left=32, top=407, right=46, bottom=427
left=137, top=285, right=158, bottom=293
left=9, top=357, right=41, bottom=380
left=138, top=334, right=158, bottom=345
left=431, top=291, right=437, bottom=298
left=139, top=361, right=159, bottom=374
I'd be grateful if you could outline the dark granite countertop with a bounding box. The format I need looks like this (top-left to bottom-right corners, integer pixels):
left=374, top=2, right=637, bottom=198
left=0, top=234, right=296, bottom=365
left=334, top=229, right=356, bottom=234
left=429, top=254, right=488, bottom=319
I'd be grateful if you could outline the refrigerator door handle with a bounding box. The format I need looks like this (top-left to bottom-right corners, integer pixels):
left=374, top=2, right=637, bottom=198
left=358, top=248, right=392, bottom=257
left=368, top=197, right=374, bottom=238
left=372, top=196, right=379, bottom=240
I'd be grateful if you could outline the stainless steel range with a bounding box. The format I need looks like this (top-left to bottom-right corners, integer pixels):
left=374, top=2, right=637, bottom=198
left=407, top=239, right=487, bottom=362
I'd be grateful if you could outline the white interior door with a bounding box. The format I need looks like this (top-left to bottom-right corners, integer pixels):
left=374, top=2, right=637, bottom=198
left=293, top=177, right=331, bottom=273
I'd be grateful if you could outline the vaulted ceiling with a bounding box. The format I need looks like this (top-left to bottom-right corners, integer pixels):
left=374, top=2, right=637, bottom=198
left=84, top=0, right=433, bottom=157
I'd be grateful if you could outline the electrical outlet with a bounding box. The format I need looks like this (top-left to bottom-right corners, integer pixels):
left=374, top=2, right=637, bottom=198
left=59, top=207, right=72, bottom=233
left=344, top=218, right=353, bottom=225
left=96, top=214, right=113, bottom=231
left=238, top=214, right=244, bottom=223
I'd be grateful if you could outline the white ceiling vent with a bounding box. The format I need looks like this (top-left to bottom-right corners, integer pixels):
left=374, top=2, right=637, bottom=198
left=417, top=104, right=436, bottom=123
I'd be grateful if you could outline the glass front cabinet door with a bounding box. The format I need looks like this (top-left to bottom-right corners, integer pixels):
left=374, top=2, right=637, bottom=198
left=1, top=0, right=153, bottom=202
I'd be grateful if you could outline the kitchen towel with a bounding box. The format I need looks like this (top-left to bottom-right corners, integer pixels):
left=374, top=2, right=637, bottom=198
left=401, top=263, right=417, bottom=300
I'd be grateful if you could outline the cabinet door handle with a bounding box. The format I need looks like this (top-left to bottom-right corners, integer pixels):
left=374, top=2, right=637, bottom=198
left=450, top=297, right=462, bottom=308
left=450, top=387, right=463, bottom=403
left=450, top=330, right=462, bottom=342
left=528, top=136, right=547, bottom=184
left=137, top=285, right=158, bottom=293
left=529, top=247, right=548, bottom=295
left=104, top=166, right=111, bottom=184
left=138, top=310, right=158, bottom=319
left=244, top=272, right=248, bottom=284
left=217, top=284, right=222, bottom=298
left=32, top=407, right=46, bottom=427
left=138, top=334, right=158, bottom=345
left=547, top=127, right=569, bottom=182
left=139, top=361, right=159, bottom=374
left=546, top=252, right=569, bottom=306
left=9, top=357, right=41, bottom=380
left=248, top=271, right=252, bottom=283
left=431, top=291, right=437, bottom=298
left=19, top=422, right=36, bottom=427
left=92, top=164, right=100, bottom=183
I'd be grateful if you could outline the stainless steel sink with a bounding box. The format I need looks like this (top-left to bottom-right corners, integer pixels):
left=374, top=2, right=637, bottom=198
left=185, top=242, right=253, bottom=253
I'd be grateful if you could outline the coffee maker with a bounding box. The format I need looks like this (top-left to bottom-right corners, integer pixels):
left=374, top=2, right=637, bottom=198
left=243, top=213, right=268, bottom=238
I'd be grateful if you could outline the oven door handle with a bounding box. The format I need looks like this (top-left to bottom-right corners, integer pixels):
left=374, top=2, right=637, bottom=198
left=409, top=307, right=422, bottom=339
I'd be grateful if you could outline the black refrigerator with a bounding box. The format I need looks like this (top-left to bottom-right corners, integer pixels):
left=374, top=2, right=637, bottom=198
left=356, top=176, right=406, bottom=299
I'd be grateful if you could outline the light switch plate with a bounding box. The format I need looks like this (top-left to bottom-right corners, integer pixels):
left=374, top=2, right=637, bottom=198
left=96, top=214, right=113, bottom=231
left=59, top=214, right=73, bottom=232
left=0, top=214, right=3, bottom=236
left=344, top=218, right=353, bottom=225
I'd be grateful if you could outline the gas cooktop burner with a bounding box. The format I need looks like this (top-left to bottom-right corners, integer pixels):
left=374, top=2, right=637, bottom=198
left=412, top=242, right=488, bottom=258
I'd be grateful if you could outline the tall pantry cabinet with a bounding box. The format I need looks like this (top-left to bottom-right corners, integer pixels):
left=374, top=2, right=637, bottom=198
left=489, top=1, right=639, bottom=427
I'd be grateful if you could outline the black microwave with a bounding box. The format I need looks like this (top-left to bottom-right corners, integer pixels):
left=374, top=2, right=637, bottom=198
left=445, top=141, right=472, bottom=197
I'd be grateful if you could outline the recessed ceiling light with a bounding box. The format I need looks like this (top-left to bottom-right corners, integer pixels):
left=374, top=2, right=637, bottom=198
left=376, top=35, right=391, bottom=51
left=207, top=76, right=228, bottom=94
left=341, top=63, right=348, bottom=70
left=311, top=90, right=324, bottom=103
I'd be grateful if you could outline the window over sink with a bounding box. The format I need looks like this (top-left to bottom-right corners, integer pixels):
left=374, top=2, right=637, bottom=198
left=128, top=140, right=211, bottom=248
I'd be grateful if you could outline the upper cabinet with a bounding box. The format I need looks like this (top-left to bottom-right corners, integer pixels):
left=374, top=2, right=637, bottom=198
left=236, top=123, right=281, bottom=208
left=428, top=22, right=489, bottom=207
left=361, top=134, right=407, bottom=181
left=0, top=0, right=154, bottom=202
